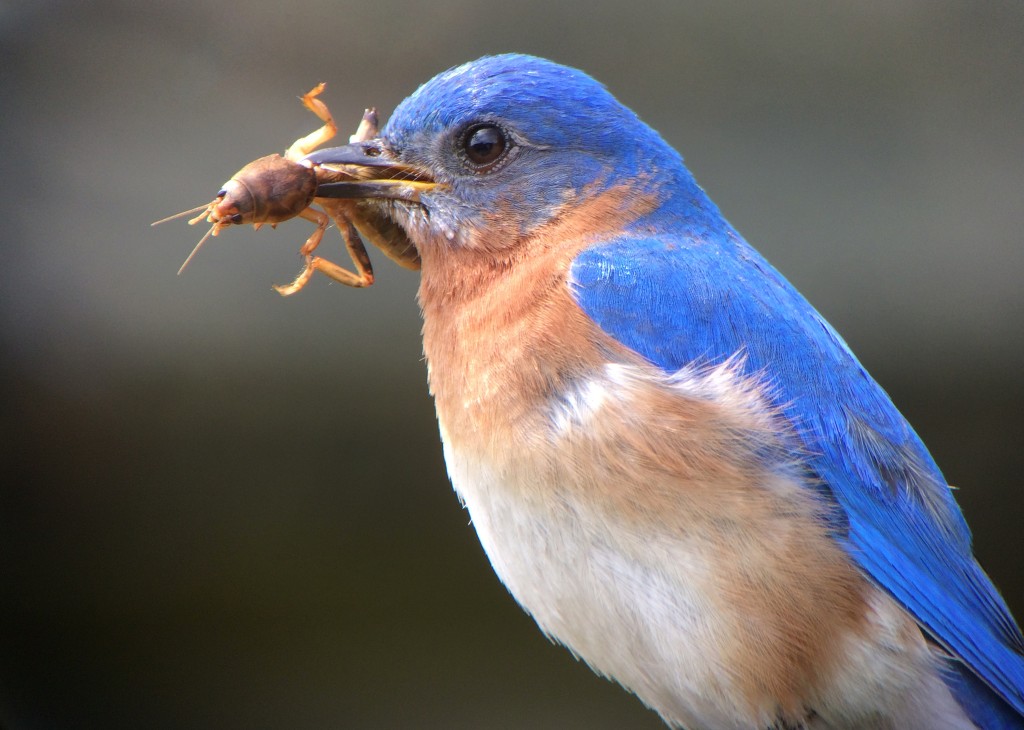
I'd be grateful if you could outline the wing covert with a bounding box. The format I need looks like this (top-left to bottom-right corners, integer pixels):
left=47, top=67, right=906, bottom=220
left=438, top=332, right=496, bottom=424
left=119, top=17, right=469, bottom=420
left=569, top=232, right=1024, bottom=716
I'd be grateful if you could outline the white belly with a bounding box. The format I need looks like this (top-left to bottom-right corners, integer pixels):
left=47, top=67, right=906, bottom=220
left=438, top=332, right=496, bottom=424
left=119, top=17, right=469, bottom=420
left=431, top=357, right=978, bottom=729
left=442, top=437, right=764, bottom=729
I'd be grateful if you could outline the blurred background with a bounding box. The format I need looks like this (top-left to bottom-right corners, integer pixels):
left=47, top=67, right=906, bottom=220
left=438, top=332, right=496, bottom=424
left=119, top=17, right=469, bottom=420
left=1, top=1, right=1021, bottom=728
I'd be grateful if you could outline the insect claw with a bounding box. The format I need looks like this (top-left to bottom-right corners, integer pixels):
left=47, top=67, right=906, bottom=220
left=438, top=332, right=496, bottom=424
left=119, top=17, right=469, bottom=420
left=350, top=108, right=379, bottom=143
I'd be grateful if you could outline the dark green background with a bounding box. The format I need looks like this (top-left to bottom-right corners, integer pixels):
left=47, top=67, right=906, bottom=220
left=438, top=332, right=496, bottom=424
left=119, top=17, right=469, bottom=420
left=2, top=2, right=1021, bottom=728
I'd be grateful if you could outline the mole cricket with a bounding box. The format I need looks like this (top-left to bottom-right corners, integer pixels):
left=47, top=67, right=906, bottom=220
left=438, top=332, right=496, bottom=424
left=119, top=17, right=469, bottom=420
left=153, top=84, right=421, bottom=295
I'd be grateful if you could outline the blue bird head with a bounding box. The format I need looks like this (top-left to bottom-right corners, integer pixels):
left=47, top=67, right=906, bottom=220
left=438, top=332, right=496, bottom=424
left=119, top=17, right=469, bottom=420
left=308, top=54, right=712, bottom=253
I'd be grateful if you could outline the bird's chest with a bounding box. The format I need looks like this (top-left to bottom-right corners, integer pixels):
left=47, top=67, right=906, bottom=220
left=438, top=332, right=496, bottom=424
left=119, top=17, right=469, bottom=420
left=418, top=258, right=716, bottom=708
left=421, top=311, right=750, bottom=726
left=427, top=357, right=934, bottom=730
left=414, top=241, right=882, bottom=728
left=438, top=409, right=729, bottom=723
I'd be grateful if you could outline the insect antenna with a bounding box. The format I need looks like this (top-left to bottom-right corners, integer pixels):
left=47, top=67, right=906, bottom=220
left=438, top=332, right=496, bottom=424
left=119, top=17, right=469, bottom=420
left=177, top=224, right=219, bottom=275
left=151, top=203, right=212, bottom=227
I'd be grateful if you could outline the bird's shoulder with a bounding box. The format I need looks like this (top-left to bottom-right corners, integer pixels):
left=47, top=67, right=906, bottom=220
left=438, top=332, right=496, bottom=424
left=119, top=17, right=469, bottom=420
left=567, top=230, right=1024, bottom=716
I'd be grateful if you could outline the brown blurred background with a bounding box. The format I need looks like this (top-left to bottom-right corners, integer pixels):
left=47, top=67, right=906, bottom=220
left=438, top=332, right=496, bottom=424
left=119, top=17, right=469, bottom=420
left=1, top=1, right=1021, bottom=728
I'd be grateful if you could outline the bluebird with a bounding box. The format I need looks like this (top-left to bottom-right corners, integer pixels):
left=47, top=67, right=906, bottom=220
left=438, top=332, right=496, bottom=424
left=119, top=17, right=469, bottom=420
left=306, top=55, right=1024, bottom=729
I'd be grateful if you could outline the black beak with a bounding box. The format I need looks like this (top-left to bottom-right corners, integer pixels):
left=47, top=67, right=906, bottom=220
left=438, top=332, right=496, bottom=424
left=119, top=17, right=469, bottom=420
left=304, top=142, right=436, bottom=201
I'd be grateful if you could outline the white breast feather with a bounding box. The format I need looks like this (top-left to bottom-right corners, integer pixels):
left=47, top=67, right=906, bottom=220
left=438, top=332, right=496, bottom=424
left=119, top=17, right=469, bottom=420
left=438, top=362, right=977, bottom=729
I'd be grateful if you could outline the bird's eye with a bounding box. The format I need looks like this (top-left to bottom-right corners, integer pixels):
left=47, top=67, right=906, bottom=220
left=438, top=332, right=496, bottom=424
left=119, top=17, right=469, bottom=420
left=461, top=124, right=509, bottom=171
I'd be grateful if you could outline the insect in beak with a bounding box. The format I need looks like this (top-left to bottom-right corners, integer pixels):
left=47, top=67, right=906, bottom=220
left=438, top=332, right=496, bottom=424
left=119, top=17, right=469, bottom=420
left=156, top=84, right=421, bottom=295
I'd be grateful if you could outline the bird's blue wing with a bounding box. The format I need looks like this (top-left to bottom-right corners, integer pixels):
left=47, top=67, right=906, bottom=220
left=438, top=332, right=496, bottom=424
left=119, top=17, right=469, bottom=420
left=570, top=231, right=1024, bottom=722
